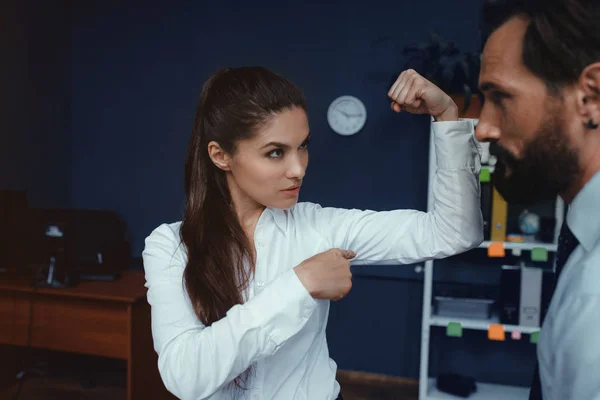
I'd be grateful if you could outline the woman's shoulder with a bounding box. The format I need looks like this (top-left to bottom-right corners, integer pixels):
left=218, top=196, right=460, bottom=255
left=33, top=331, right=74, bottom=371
left=142, top=221, right=187, bottom=267
left=145, top=221, right=183, bottom=243
left=286, top=201, right=328, bottom=222
left=289, top=201, right=321, bottom=213
left=289, top=201, right=358, bottom=219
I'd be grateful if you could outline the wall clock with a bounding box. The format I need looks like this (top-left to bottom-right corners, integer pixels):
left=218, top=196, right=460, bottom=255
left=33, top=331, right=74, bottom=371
left=327, top=95, right=367, bottom=136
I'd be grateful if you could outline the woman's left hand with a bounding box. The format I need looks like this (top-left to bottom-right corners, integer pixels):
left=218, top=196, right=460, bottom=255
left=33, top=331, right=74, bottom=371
left=388, top=69, right=458, bottom=121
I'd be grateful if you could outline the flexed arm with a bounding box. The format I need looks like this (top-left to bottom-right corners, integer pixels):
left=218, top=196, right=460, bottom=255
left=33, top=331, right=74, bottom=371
left=296, top=70, right=483, bottom=265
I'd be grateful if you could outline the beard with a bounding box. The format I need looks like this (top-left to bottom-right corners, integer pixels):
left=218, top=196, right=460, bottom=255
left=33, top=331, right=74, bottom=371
left=489, top=108, right=579, bottom=206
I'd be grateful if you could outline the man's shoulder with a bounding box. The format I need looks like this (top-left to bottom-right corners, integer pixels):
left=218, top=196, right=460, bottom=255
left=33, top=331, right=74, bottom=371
left=546, top=241, right=600, bottom=320
left=578, top=240, right=600, bottom=295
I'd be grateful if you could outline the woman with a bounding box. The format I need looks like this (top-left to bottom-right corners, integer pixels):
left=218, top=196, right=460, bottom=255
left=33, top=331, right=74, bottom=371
left=142, top=66, right=483, bottom=400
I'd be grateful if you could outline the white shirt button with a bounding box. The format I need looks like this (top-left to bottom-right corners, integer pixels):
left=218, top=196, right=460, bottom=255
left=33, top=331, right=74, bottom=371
left=257, top=240, right=265, bottom=247
left=256, top=281, right=265, bottom=287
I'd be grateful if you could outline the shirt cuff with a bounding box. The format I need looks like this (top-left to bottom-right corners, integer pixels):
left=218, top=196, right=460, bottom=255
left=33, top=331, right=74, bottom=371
left=248, top=268, right=318, bottom=347
left=432, top=119, right=481, bottom=170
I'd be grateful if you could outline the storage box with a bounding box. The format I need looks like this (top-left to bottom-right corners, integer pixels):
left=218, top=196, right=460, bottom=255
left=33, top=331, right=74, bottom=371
left=434, top=296, right=495, bottom=319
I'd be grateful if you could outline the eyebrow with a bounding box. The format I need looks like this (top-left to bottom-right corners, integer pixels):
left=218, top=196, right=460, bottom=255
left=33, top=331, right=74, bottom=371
left=260, top=133, right=311, bottom=150
left=479, top=81, right=511, bottom=94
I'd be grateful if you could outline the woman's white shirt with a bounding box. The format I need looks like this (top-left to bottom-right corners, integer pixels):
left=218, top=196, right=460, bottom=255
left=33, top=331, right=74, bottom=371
left=142, top=120, right=483, bottom=400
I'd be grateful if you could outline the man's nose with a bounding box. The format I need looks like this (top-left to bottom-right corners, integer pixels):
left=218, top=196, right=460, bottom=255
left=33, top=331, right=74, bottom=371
left=475, top=121, right=501, bottom=142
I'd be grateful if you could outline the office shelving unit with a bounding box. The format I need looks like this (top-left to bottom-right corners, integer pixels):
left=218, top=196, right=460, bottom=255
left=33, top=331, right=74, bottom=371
left=418, top=119, right=564, bottom=400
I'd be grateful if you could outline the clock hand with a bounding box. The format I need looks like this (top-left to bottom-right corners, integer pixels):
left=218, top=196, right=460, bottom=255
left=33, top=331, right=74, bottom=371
left=336, top=109, right=350, bottom=118
left=347, top=113, right=364, bottom=117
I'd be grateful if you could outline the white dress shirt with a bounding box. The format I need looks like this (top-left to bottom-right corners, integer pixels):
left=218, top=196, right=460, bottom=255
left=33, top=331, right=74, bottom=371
left=538, top=171, right=600, bottom=400
left=141, top=120, right=483, bottom=400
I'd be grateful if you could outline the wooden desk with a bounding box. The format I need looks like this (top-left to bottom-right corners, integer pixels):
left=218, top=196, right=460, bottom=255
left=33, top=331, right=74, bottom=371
left=0, top=270, right=177, bottom=400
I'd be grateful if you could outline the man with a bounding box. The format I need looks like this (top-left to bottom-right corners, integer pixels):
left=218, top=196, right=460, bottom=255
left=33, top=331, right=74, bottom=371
left=476, top=0, right=600, bottom=399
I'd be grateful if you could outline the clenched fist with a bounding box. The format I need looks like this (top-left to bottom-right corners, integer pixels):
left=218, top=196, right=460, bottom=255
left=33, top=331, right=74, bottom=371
left=294, top=249, right=355, bottom=301
left=388, top=69, right=458, bottom=121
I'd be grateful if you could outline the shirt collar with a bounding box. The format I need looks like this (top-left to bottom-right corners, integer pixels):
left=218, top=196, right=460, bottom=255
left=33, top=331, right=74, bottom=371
left=567, top=171, right=600, bottom=252
left=266, top=207, right=288, bottom=235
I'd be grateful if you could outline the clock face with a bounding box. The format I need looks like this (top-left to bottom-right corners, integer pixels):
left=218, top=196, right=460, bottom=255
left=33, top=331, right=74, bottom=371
left=327, top=95, right=367, bottom=136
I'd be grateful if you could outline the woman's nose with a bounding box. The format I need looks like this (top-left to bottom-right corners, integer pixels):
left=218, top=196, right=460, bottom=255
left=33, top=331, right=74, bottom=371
left=287, top=157, right=306, bottom=180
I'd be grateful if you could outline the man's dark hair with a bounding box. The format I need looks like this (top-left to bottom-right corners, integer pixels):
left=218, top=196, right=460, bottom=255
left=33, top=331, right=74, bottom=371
left=480, top=0, right=600, bottom=92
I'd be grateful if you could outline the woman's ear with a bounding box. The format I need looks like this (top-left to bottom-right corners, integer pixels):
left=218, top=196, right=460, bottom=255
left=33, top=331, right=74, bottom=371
left=207, top=141, right=232, bottom=171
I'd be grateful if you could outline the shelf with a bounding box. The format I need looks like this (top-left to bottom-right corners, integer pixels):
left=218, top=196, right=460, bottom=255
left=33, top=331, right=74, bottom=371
left=427, top=378, right=529, bottom=400
left=429, top=314, right=540, bottom=334
left=421, top=120, right=559, bottom=400
left=477, top=241, right=557, bottom=252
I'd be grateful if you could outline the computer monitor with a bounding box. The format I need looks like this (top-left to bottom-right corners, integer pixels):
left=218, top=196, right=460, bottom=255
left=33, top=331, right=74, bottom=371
left=29, top=208, right=131, bottom=285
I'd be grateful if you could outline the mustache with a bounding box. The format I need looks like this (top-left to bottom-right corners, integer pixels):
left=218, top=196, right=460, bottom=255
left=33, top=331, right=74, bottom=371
left=489, top=141, right=520, bottom=168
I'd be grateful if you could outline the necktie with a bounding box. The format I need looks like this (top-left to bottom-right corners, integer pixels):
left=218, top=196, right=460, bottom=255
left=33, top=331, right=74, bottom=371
left=554, top=222, right=579, bottom=279
left=529, top=222, right=579, bottom=400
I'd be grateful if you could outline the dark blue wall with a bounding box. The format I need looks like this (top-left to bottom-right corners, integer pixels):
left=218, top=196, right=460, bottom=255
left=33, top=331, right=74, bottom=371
left=9, top=0, right=538, bottom=387
left=2, top=0, right=72, bottom=208
left=69, top=0, right=482, bottom=256
left=68, top=0, right=524, bottom=382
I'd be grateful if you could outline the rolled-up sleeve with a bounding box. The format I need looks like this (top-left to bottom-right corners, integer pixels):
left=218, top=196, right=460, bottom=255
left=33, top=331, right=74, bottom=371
left=297, top=120, right=483, bottom=265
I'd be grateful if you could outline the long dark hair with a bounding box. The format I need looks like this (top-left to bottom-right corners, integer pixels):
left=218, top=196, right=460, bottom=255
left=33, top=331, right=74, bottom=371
left=180, top=66, right=306, bottom=389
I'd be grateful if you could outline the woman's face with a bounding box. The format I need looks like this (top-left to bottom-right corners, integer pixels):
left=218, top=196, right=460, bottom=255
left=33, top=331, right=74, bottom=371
left=222, top=106, right=310, bottom=210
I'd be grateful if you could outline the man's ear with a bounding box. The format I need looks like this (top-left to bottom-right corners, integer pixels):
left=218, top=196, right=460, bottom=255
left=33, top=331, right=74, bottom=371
left=207, top=141, right=232, bottom=171
left=578, top=62, right=600, bottom=128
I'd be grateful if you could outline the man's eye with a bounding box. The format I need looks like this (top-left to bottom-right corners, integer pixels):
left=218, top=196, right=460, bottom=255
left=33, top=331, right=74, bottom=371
left=491, top=91, right=510, bottom=103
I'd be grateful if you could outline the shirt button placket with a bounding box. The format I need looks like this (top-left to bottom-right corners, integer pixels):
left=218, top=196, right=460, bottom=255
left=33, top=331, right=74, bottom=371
left=254, top=224, right=265, bottom=292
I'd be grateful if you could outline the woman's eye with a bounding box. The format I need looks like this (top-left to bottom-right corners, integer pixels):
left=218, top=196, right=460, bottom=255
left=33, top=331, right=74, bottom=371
left=267, top=149, right=283, bottom=159
left=300, top=138, right=310, bottom=150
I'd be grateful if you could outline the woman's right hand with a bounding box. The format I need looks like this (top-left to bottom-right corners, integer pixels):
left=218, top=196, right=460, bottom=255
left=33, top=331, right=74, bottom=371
left=294, top=249, right=356, bottom=300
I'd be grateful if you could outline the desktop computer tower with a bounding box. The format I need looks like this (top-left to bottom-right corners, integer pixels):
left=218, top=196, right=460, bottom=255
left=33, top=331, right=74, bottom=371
left=500, top=264, right=555, bottom=327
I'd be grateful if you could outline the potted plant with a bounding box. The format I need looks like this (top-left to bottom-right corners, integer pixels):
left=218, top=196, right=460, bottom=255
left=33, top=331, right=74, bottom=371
left=398, top=31, right=483, bottom=118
